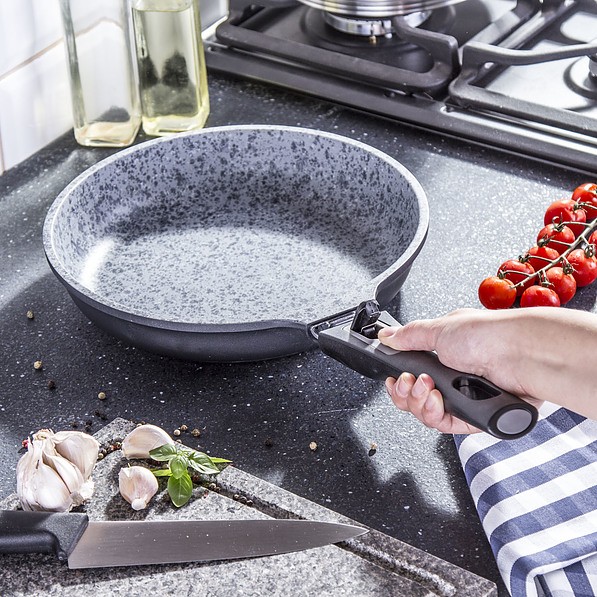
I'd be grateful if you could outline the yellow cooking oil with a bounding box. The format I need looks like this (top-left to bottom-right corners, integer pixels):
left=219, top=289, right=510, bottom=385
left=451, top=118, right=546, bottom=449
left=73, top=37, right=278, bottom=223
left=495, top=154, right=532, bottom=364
left=131, top=0, right=210, bottom=136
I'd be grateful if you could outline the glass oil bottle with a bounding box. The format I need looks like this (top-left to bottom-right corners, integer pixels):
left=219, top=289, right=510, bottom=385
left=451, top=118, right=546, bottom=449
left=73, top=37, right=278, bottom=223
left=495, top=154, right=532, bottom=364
left=130, top=0, right=210, bottom=136
left=59, top=0, right=141, bottom=147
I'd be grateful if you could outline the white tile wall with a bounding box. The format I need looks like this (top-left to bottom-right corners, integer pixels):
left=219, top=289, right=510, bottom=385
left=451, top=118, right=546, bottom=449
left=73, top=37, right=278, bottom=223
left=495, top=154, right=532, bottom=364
left=0, top=0, right=64, bottom=76
left=0, top=0, right=70, bottom=173
left=0, top=39, right=73, bottom=172
left=0, top=0, right=228, bottom=175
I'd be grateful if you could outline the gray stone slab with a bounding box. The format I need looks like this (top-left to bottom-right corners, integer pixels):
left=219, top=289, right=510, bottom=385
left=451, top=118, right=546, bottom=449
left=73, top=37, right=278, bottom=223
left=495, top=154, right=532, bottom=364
left=0, top=419, right=496, bottom=596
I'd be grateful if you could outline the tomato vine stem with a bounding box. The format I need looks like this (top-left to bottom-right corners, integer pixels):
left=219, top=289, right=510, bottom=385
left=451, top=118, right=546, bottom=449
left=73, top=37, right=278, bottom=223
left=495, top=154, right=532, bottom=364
left=512, top=218, right=597, bottom=290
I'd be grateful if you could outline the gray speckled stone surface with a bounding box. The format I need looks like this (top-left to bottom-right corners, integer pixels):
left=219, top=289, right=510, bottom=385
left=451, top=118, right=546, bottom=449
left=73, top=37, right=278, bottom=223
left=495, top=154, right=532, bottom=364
left=44, top=126, right=427, bottom=326
left=0, top=419, right=495, bottom=596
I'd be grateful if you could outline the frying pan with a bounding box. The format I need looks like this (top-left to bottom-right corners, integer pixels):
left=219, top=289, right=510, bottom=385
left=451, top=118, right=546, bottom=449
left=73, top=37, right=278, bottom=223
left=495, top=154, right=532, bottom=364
left=43, top=125, right=537, bottom=438
left=43, top=125, right=427, bottom=362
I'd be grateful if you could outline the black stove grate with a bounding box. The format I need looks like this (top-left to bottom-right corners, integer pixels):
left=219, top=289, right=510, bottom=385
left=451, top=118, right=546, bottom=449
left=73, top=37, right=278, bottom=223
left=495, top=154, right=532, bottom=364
left=204, top=0, right=597, bottom=174
left=216, top=8, right=462, bottom=94
left=449, top=0, right=597, bottom=140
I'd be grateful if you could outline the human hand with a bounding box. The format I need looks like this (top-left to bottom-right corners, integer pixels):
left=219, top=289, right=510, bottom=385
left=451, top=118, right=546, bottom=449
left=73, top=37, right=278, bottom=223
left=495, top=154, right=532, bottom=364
left=376, top=307, right=571, bottom=434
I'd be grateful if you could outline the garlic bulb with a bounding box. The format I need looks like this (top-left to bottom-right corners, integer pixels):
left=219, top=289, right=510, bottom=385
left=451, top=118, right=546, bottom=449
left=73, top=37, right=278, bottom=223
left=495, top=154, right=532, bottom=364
left=119, top=466, right=159, bottom=510
left=16, top=429, right=100, bottom=512
left=121, top=424, right=174, bottom=459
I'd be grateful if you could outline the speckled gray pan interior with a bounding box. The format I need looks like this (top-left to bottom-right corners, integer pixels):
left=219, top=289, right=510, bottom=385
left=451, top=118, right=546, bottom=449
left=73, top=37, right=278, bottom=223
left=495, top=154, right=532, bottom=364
left=43, top=126, right=428, bottom=361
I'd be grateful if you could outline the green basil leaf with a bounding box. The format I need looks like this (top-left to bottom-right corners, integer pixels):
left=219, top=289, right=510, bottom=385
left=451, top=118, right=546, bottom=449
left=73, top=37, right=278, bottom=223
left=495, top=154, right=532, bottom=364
left=151, top=468, right=172, bottom=477
left=167, top=472, right=193, bottom=507
left=149, top=443, right=179, bottom=462
left=189, top=463, right=217, bottom=475
left=184, top=447, right=216, bottom=465
left=170, top=455, right=189, bottom=479
left=209, top=457, right=232, bottom=464
left=186, top=450, right=220, bottom=475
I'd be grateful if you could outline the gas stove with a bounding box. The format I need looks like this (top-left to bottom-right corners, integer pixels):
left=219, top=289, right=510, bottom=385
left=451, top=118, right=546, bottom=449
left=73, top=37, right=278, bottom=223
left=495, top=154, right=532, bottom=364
left=204, top=0, right=597, bottom=174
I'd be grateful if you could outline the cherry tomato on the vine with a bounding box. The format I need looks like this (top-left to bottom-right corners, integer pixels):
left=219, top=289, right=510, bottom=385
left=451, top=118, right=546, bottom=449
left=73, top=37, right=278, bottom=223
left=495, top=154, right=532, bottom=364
left=480, top=185, right=597, bottom=310
left=497, top=259, right=535, bottom=296
left=526, top=245, right=560, bottom=272
left=520, top=285, right=561, bottom=307
left=543, top=198, right=587, bottom=237
left=544, top=267, right=576, bottom=305
left=571, top=183, right=597, bottom=221
left=566, top=248, right=597, bottom=287
left=536, top=223, right=575, bottom=254
left=478, top=276, right=517, bottom=310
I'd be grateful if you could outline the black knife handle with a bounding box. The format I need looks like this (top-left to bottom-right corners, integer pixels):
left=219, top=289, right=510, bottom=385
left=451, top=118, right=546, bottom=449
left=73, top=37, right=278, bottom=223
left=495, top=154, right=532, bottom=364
left=0, top=510, right=89, bottom=561
left=318, top=322, right=537, bottom=440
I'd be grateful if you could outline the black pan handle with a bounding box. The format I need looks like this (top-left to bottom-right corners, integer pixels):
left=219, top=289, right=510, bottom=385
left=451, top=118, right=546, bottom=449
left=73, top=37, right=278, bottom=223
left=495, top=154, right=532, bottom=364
left=317, top=309, right=537, bottom=440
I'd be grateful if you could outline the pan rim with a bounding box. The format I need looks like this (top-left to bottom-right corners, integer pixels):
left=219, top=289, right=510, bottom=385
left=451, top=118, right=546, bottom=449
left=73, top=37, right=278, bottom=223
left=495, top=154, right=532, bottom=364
left=43, top=124, right=429, bottom=329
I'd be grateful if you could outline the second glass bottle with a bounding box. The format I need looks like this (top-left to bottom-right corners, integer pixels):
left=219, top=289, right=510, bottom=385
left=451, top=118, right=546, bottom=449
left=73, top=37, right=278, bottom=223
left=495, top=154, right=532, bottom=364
left=130, top=0, right=210, bottom=136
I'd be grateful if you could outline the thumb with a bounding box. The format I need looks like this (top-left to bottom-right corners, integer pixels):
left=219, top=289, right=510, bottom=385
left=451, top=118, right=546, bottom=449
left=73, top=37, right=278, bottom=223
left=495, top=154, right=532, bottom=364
left=377, top=319, right=439, bottom=352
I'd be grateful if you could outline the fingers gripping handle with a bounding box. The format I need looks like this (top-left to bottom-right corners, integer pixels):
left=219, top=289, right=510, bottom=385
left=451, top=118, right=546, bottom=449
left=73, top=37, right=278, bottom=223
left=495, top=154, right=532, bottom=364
left=317, top=317, right=537, bottom=440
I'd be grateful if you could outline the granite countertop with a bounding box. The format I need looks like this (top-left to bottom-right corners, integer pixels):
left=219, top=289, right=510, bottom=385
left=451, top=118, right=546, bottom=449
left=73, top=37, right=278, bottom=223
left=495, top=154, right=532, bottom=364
left=0, top=73, right=594, bottom=596
left=0, top=419, right=497, bottom=596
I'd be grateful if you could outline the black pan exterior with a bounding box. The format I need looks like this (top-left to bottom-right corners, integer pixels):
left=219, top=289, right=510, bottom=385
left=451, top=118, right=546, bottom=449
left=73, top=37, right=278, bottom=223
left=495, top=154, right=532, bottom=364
left=64, top=279, right=318, bottom=362
left=43, top=126, right=428, bottom=362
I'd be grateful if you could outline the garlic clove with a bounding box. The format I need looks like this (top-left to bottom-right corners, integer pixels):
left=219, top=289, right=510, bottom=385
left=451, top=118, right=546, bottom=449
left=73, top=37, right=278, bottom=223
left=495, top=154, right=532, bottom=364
left=121, top=424, right=174, bottom=459
left=52, top=430, right=100, bottom=480
left=119, top=466, right=159, bottom=510
left=30, top=465, right=73, bottom=512
left=41, top=449, right=85, bottom=495
left=16, top=441, right=44, bottom=511
left=17, top=441, right=73, bottom=512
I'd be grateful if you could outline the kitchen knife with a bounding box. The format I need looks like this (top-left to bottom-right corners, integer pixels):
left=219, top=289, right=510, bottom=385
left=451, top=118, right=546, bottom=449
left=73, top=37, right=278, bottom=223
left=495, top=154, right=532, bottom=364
left=0, top=511, right=367, bottom=569
left=315, top=300, right=538, bottom=440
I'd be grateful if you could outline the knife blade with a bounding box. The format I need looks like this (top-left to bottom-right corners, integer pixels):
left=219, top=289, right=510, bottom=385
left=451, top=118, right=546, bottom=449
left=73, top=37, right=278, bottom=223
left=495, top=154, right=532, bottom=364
left=0, top=511, right=366, bottom=569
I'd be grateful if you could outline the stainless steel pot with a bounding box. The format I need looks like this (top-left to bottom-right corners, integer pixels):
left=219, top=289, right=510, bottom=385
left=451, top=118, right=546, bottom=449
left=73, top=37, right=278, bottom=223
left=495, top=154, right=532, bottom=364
left=297, top=0, right=465, bottom=17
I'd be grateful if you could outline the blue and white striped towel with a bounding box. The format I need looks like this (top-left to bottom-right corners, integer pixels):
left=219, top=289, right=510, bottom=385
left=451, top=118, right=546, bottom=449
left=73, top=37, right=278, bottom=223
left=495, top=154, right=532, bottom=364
left=454, top=402, right=597, bottom=597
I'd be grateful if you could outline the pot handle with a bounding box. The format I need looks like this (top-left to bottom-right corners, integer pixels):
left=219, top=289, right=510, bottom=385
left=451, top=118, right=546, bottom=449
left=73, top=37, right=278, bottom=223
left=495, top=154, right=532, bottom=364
left=317, top=301, right=537, bottom=440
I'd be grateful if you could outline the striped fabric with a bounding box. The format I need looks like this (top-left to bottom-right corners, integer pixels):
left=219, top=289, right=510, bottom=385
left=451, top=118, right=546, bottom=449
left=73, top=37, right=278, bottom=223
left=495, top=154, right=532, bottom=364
left=454, top=402, right=597, bottom=597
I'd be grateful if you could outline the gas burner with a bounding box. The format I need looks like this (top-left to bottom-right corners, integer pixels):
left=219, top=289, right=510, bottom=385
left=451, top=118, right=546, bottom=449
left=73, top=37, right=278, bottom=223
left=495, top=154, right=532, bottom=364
left=301, top=6, right=458, bottom=54
left=296, top=0, right=465, bottom=18
left=321, top=11, right=431, bottom=37
left=566, top=56, right=597, bottom=100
